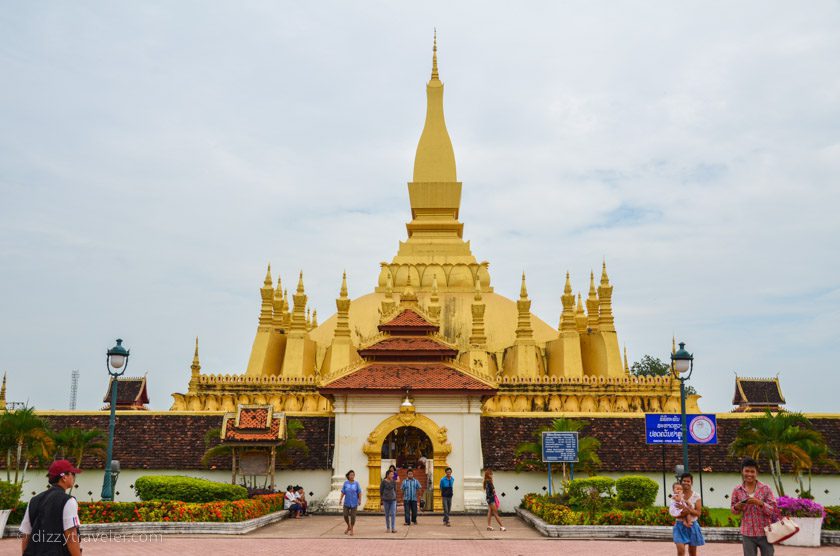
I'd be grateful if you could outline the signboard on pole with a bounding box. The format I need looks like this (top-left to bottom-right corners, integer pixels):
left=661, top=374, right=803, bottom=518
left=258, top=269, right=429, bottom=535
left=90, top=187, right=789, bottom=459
left=645, top=414, right=718, bottom=445
left=541, top=431, right=579, bottom=462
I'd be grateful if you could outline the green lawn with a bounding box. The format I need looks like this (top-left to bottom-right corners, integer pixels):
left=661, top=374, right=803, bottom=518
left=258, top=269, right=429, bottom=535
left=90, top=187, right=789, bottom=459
left=707, top=507, right=740, bottom=526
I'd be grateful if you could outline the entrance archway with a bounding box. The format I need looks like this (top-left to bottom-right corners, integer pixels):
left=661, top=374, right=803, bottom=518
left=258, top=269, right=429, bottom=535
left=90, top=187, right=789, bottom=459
left=362, top=410, right=451, bottom=511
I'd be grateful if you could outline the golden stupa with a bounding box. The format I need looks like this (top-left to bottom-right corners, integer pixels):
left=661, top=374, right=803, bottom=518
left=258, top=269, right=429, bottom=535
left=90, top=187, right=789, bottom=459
left=171, top=37, right=698, bottom=417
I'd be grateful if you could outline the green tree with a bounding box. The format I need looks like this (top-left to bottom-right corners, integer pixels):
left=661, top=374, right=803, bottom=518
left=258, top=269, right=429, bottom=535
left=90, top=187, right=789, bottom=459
left=631, top=354, right=697, bottom=395
left=0, top=407, right=54, bottom=485
left=794, top=438, right=839, bottom=499
left=51, top=427, right=107, bottom=466
left=514, top=418, right=602, bottom=487
left=729, top=410, right=825, bottom=496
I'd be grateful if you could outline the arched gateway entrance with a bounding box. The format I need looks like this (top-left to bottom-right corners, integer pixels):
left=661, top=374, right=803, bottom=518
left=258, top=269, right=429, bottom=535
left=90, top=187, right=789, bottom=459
left=362, top=409, right=451, bottom=511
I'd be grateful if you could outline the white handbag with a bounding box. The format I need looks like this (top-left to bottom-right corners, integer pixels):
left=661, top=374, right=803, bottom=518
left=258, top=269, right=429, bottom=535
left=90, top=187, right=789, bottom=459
left=764, top=516, right=800, bottom=544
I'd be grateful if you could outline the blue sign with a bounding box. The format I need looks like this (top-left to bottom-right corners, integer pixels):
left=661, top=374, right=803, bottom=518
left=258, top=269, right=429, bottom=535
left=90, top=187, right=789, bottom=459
left=645, top=414, right=718, bottom=445
left=542, top=431, right=579, bottom=462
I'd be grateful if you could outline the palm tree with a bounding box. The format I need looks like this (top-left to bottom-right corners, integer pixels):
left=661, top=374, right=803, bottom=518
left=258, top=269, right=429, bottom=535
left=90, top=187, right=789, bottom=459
left=0, top=407, right=54, bottom=485
left=729, top=410, right=824, bottom=496
left=514, top=418, right=602, bottom=487
left=51, top=428, right=107, bottom=466
left=201, top=419, right=309, bottom=472
left=794, top=439, right=839, bottom=499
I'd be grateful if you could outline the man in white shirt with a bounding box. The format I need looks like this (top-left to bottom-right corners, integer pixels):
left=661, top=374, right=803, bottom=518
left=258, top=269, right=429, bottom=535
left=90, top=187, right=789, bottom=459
left=20, top=459, right=82, bottom=556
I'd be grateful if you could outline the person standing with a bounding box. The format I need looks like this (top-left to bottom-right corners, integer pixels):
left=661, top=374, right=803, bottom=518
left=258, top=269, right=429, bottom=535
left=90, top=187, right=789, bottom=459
left=731, top=458, right=777, bottom=556
left=19, top=459, right=82, bottom=556
left=402, top=468, right=421, bottom=526
left=483, top=469, right=505, bottom=531
left=339, top=470, right=363, bottom=536
left=440, top=467, right=455, bottom=527
left=673, top=472, right=705, bottom=555
left=380, top=469, right=398, bottom=533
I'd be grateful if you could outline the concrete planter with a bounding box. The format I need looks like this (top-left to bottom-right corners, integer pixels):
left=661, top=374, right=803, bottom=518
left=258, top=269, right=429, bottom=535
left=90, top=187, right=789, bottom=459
left=0, top=509, right=11, bottom=539
left=4, top=509, right=288, bottom=538
left=780, top=516, right=823, bottom=547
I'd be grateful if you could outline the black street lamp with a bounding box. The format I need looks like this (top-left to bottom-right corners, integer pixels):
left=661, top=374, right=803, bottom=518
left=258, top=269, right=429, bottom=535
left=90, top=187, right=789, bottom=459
left=101, top=338, right=129, bottom=501
left=671, top=341, right=694, bottom=475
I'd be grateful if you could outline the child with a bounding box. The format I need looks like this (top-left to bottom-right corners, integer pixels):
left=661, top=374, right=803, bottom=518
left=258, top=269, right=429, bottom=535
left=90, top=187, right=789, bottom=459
left=669, top=482, right=692, bottom=528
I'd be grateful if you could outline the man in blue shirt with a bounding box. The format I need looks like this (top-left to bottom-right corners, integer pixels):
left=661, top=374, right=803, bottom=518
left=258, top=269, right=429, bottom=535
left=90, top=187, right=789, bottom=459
left=440, top=467, right=455, bottom=526
left=402, top=469, right=422, bottom=526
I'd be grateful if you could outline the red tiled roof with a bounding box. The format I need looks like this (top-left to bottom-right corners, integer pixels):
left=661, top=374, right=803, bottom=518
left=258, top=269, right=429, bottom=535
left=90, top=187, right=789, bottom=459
left=378, top=310, right=438, bottom=332
left=222, top=414, right=284, bottom=443
left=733, top=378, right=785, bottom=407
left=320, top=363, right=495, bottom=392
left=237, top=407, right=271, bottom=428
left=102, top=377, right=149, bottom=407
left=359, top=337, right=457, bottom=358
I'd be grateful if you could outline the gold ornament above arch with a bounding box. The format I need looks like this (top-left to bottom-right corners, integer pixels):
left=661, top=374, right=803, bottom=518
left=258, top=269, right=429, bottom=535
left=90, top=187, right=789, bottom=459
left=362, top=410, right=452, bottom=457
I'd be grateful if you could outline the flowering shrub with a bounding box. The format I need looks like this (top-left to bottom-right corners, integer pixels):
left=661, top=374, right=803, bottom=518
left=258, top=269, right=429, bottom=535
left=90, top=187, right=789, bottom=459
left=776, top=496, right=826, bottom=518
left=76, top=494, right=286, bottom=523
left=520, top=493, right=575, bottom=525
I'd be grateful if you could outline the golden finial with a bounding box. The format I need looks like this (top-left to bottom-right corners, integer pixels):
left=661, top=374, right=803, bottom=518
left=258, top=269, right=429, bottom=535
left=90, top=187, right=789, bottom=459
left=520, top=271, right=528, bottom=299
left=0, top=371, right=6, bottom=405
left=263, top=263, right=272, bottom=286
left=474, top=276, right=482, bottom=301
left=275, top=275, right=283, bottom=293
left=312, top=309, right=318, bottom=328
left=564, top=271, right=572, bottom=295
left=191, top=337, right=201, bottom=374
left=576, top=293, right=584, bottom=314
left=306, top=307, right=311, bottom=323
left=431, top=28, right=439, bottom=80
left=296, top=270, right=305, bottom=294
left=588, top=270, right=597, bottom=297
left=600, top=259, right=610, bottom=285
left=339, top=271, right=348, bottom=298
left=672, top=335, right=677, bottom=355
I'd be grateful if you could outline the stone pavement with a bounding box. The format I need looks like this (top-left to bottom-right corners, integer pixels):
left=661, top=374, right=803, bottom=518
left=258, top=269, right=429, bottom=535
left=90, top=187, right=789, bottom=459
left=1, top=515, right=837, bottom=555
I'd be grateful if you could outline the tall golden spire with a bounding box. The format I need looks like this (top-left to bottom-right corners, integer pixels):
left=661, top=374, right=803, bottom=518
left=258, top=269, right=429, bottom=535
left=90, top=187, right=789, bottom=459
left=428, top=274, right=441, bottom=321
left=598, top=260, right=615, bottom=332
left=575, top=292, right=587, bottom=333
left=259, top=264, right=274, bottom=326
left=559, top=271, right=576, bottom=332
left=586, top=270, right=600, bottom=330
left=623, top=344, right=630, bottom=375
left=515, top=272, right=534, bottom=342
left=291, top=271, right=308, bottom=331
left=413, top=31, right=456, bottom=182
left=335, top=272, right=351, bottom=339
left=470, top=277, right=487, bottom=347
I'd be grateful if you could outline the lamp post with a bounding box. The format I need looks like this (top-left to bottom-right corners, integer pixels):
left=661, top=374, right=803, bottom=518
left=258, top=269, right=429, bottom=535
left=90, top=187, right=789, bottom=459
left=671, top=341, right=694, bottom=474
left=101, top=338, right=129, bottom=501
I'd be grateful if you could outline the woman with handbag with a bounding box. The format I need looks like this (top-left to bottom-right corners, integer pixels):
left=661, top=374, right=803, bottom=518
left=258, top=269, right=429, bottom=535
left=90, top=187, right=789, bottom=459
left=483, top=469, right=506, bottom=531
left=731, top=458, right=780, bottom=555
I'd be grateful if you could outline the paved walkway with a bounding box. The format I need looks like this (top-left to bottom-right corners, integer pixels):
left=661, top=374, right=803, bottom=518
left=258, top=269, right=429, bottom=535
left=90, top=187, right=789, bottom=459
left=1, top=515, right=837, bottom=555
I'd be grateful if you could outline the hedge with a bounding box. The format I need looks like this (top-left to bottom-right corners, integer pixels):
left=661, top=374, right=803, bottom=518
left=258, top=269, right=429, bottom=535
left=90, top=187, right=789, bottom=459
left=0, top=481, right=22, bottom=509
left=615, top=475, right=659, bottom=507
left=521, top=493, right=721, bottom=526
left=826, top=506, right=840, bottom=530
left=134, top=476, right=248, bottom=503
left=567, top=476, right=615, bottom=507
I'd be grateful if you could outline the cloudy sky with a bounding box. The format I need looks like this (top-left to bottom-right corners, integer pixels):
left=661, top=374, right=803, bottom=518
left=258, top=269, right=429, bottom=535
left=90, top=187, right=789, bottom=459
left=1, top=2, right=838, bottom=413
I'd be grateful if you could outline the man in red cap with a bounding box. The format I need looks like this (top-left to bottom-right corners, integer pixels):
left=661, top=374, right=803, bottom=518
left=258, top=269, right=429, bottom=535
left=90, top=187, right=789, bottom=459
left=19, top=459, right=82, bottom=556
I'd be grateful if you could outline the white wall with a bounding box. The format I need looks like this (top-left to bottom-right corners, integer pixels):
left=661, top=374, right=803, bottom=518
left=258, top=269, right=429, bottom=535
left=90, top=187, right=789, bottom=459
left=17, top=469, right=333, bottom=504
left=492, top=470, right=840, bottom=513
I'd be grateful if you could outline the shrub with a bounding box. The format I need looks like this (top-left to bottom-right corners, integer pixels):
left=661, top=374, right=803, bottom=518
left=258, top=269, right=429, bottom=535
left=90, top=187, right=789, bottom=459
left=615, top=475, right=658, bottom=508
left=520, top=493, right=575, bottom=525
left=0, top=481, right=22, bottom=509
left=134, top=476, right=247, bottom=503
left=567, top=476, right=615, bottom=508
left=824, top=506, right=840, bottom=530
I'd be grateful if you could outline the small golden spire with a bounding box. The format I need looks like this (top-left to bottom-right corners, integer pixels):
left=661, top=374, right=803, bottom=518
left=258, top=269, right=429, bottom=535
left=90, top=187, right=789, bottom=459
left=672, top=335, right=677, bottom=355
left=264, top=263, right=272, bottom=286
left=623, top=344, right=630, bottom=374
left=0, top=372, right=6, bottom=406
left=600, top=259, right=610, bottom=286
left=564, top=271, right=572, bottom=295
left=296, top=270, right=305, bottom=294
left=576, top=293, right=584, bottom=314
left=312, top=309, right=318, bottom=328
left=520, top=271, right=528, bottom=299
left=276, top=275, right=283, bottom=294
left=588, top=270, right=597, bottom=298
left=340, top=271, right=348, bottom=299
left=474, top=276, right=482, bottom=301
left=191, top=337, right=201, bottom=375
left=431, top=28, right=439, bottom=80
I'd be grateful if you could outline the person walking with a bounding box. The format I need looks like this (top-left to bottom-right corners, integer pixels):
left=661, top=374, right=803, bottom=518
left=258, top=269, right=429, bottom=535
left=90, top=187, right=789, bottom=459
left=19, top=459, right=83, bottom=556
left=483, top=469, right=505, bottom=531
left=440, top=467, right=455, bottom=526
left=731, top=458, right=777, bottom=556
left=672, top=472, right=705, bottom=555
left=339, top=470, right=363, bottom=536
left=402, top=468, right=421, bottom=526
left=380, top=469, right=398, bottom=533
